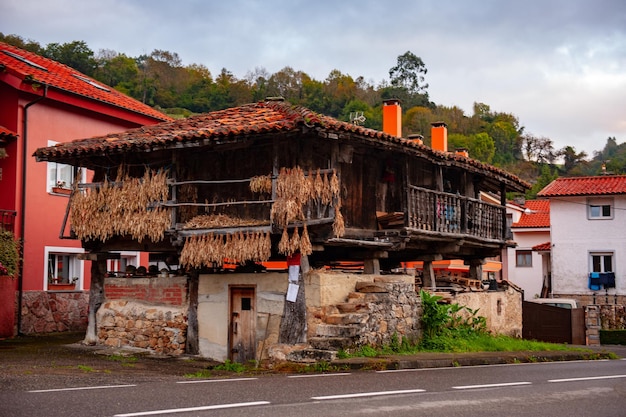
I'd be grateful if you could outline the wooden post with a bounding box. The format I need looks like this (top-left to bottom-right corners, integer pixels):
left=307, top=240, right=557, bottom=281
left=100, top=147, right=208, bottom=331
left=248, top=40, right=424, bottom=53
left=278, top=255, right=308, bottom=344
left=186, top=268, right=199, bottom=355
left=83, top=257, right=106, bottom=345
left=422, top=260, right=436, bottom=291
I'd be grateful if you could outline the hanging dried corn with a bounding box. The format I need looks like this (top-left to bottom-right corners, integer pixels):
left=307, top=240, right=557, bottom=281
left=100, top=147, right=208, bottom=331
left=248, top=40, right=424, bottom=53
left=300, top=224, right=312, bottom=256
left=249, top=175, right=272, bottom=194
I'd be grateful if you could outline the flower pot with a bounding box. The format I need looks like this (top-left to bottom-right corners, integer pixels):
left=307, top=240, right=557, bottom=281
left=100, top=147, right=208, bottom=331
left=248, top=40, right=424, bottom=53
left=48, top=283, right=76, bottom=291
left=52, top=187, right=71, bottom=195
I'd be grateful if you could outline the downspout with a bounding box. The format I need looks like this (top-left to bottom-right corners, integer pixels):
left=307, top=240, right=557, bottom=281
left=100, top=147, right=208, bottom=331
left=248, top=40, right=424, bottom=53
left=17, top=84, right=48, bottom=335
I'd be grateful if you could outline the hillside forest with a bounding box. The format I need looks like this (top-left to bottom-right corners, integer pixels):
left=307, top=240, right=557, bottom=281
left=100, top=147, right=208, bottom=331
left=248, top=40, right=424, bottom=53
left=3, top=34, right=626, bottom=199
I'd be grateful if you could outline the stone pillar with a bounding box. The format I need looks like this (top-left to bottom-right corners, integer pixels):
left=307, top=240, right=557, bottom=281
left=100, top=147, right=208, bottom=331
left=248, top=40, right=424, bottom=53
left=585, top=305, right=601, bottom=346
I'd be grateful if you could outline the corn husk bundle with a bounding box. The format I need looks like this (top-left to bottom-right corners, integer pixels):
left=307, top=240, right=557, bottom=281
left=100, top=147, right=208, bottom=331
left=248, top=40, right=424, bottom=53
left=249, top=175, right=272, bottom=194
left=300, top=224, right=312, bottom=255
left=277, top=226, right=312, bottom=256
left=180, top=231, right=271, bottom=268
left=333, top=201, right=345, bottom=237
left=183, top=213, right=268, bottom=229
left=69, top=167, right=170, bottom=243
left=270, top=167, right=310, bottom=228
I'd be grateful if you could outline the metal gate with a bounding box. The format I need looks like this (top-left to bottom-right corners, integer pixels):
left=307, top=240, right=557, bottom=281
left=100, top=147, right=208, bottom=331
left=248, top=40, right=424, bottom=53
left=522, top=301, right=585, bottom=345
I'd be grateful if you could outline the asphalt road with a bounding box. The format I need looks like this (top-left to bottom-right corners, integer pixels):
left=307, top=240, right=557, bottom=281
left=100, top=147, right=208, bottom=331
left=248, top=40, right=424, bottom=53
left=2, top=342, right=626, bottom=417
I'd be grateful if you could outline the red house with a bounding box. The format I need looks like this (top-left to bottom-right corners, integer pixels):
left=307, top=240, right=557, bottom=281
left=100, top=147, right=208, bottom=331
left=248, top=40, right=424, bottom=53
left=0, top=42, right=171, bottom=336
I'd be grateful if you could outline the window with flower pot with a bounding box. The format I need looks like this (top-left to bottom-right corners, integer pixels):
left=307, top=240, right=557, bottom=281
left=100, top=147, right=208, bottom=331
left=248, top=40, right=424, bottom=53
left=46, top=140, right=85, bottom=194
left=45, top=246, right=84, bottom=290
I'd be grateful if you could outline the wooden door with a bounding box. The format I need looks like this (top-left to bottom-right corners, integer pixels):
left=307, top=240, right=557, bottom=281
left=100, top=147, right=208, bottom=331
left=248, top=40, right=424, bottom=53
left=229, top=287, right=256, bottom=363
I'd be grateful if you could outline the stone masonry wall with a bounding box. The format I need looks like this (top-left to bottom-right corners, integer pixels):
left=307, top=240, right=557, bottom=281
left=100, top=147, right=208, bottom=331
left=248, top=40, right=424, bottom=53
left=97, top=277, right=189, bottom=355
left=21, top=291, right=89, bottom=334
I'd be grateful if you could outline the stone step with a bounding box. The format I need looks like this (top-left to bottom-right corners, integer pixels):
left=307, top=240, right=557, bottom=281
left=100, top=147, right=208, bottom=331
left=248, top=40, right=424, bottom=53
left=286, top=348, right=337, bottom=363
left=336, top=302, right=369, bottom=313
left=316, top=324, right=359, bottom=338
left=355, top=281, right=390, bottom=293
left=325, top=313, right=368, bottom=325
left=309, top=336, right=355, bottom=350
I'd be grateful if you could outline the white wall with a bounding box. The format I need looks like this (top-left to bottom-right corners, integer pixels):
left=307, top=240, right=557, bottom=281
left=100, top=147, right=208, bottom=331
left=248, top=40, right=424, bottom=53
left=507, top=229, right=550, bottom=300
left=551, top=196, right=626, bottom=296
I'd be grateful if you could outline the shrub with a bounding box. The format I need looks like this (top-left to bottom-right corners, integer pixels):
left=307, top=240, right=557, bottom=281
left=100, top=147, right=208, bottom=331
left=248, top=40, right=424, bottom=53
left=0, top=231, right=20, bottom=277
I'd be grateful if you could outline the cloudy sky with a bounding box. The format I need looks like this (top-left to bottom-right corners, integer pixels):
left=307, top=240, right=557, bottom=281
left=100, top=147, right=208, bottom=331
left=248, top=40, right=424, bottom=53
left=2, top=0, right=625, bottom=157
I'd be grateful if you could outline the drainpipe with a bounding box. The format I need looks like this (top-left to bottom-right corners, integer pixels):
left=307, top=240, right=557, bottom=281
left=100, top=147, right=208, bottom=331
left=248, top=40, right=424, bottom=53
left=17, top=84, right=48, bottom=335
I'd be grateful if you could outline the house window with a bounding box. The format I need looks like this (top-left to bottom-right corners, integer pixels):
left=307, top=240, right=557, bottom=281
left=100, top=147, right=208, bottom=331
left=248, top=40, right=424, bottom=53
left=588, top=198, right=613, bottom=220
left=516, top=250, right=532, bottom=267
left=45, top=247, right=84, bottom=290
left=106, top=252, right=141, bottom=276
left=590, top=252, right=613, bottom=273
left=46, top=140, right=83, bottom=193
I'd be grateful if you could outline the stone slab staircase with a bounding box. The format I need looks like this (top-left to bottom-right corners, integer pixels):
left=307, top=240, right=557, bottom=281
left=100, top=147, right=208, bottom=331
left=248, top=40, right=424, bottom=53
left=286, top=278, right=420, bottom=363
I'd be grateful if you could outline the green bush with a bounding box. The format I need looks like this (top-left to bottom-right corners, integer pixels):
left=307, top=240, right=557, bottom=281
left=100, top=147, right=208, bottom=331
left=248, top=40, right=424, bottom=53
left=0, top=231, right=20, bottom=277
left=600, top=330, right=626, bottom=345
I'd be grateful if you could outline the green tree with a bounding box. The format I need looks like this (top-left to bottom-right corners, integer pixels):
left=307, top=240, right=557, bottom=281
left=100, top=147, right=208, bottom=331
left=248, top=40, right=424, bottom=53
left=469, top=132, right=496, bottom=163
left=389, top=51, right=428, bottom=95
left=558, top=145, right=588, bottom=174
left=44, top=41, right=96, bottom=75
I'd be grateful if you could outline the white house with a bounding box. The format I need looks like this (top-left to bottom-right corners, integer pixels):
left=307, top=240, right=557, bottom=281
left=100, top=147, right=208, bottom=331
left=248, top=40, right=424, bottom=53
left=536, top=175, right=626, bottom=307
left=505, top=199, right=551, bottom=300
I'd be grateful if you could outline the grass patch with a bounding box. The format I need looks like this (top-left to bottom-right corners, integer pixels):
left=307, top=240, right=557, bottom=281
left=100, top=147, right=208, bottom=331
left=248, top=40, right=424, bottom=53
left=184, top=369, right=213, bottom=379
left=77, top=365, right=95, bottom=372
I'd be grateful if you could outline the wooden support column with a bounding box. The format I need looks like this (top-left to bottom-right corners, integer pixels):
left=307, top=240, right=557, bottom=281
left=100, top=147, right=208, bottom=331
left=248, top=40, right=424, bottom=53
left=422, top=260, right=436, bottom=291
left=467, top=259, right=485, bottom=281
left=364, top=258, right=380, bottom=275
left=83, top=255, right=107, bottom=345
left=186, top=268, right=199, bottom=355
left=279, top=254, right=308, bottom=344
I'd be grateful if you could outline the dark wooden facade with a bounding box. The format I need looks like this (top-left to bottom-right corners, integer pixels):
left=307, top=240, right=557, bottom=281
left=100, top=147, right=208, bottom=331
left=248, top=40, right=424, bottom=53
left=34, top=100, right=528, bottom=271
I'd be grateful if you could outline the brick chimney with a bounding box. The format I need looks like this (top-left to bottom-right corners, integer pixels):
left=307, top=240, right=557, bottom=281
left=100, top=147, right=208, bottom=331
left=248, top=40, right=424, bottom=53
left=431, top=121, right=448, bottom=152
left=382, top=99, right=402, bottom=137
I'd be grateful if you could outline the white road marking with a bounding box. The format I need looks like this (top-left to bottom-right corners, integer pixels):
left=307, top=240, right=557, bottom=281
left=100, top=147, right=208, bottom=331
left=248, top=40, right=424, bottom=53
left=28, top=384, right=136, bottom=393
left=113, top=401, right=270, bottom=416
left=452, top=381, right=531, bottom=389
left=176, top=377, right=257, bottom=384
left=312, top=388, right=425, bottom=400
left=549, top=374, right=626, bottom=383
left=288, top=373, right=352, bottom=378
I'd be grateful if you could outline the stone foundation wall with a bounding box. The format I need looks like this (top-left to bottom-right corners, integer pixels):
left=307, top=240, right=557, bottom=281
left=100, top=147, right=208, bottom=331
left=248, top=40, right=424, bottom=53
left=97, top=276, right=189, bottom=355
left=453, top=285, right=523, bottom=338
left=20, top=290, right=89, bottom=334
left=353, top=278, right=422, bottom=346
left=97, top=300, right=187, bottom=355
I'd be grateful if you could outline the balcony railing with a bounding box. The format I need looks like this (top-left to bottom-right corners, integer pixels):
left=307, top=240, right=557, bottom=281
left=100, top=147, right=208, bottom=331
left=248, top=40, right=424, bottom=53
left=0, top=210, right=16, bottom=233
left=407, top=186, right=505, bottom=241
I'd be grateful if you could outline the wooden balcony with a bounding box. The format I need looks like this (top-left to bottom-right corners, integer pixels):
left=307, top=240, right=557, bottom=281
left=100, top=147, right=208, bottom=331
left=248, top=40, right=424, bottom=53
left=406, top=186, right=505, bottom=242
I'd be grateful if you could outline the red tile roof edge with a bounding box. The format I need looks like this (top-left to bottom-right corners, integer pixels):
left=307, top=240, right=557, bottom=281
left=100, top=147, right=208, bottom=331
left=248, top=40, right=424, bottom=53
left=33, top=100, right=530, bottom=191
left=0, top=42, right=171, bottom=123
left=537, top=175, right=626, bottom=197
left=532, top=241, right=551, bottom=251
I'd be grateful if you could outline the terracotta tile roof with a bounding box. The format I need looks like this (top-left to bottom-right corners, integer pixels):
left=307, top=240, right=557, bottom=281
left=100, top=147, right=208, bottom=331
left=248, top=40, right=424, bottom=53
left=33, top=99, right=530, bottom=191
left=537, top=175, right=626, bottom=197
left=0, top=42, right=171, bottom=122
left=532, top=241, right=551, bottom=251
left=512, top=199, right=550, bottom=228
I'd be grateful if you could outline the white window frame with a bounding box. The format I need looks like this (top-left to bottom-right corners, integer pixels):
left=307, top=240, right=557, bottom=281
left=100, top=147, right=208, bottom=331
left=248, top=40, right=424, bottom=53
left=44, top=246, right=85, bottom=290
left=106, top=251, right=141, bottom=276
left=46, top=140, right=86, bottom=193
left=587, top=198, right=614, bottom=220
left=589, top=251, right=614, bottom=273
